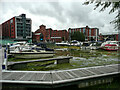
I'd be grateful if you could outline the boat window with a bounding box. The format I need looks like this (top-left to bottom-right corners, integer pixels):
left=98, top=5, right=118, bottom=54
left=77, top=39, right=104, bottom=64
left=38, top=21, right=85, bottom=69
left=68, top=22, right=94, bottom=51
left=110, top=42, right=117, bottom=44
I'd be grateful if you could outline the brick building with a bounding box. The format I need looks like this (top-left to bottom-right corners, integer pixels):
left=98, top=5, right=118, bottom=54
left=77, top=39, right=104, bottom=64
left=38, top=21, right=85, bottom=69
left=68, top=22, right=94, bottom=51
left=1, top=14, right=32, bottom=41
left=99, top=33, right=119, bottom=41
left=68, top=26, right=99, bottom=41
left=33, top=25, right=69, bottom=43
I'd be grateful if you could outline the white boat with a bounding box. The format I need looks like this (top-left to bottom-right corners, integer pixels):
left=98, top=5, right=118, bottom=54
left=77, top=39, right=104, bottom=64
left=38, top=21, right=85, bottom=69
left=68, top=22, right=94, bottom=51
left=56, top=41, right=70, bottom=46
left=100, top=41, right=119, bottom=51
left=9, top=42, right=37, bottom=53
left=9, top=42, right=55, bottom=59
left=70, top=40, right=81, bottom=46
left=9, top=44, right=32, bottom=53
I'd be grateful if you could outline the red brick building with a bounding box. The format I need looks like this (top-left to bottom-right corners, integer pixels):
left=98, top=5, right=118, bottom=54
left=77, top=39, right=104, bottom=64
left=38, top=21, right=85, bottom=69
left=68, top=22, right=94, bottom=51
left=1, top=14, right=32, bottom=40
left=68, top=26, right=99, bottom=41
left=2, top=17, right=16, bottom=39
left=33, top=25, right=69, bottom=43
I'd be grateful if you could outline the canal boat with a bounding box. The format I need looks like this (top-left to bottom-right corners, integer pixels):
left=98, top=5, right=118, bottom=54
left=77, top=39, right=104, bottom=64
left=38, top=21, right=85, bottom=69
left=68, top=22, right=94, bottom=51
left=100, top=41, right=119, bottom=51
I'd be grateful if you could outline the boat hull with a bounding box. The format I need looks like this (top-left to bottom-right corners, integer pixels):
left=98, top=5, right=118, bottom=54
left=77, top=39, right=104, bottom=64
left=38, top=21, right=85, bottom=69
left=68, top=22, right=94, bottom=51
left=101, top=46, right=118, bottom=51
left=100, top=41, right=119, bottom=51
left=11, top=52, right=55, bottom=59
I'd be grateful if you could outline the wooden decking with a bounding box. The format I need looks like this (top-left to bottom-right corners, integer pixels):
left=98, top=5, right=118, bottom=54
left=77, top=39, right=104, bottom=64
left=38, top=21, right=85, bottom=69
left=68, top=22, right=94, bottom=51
left=1, top=64, right=120, bottom=88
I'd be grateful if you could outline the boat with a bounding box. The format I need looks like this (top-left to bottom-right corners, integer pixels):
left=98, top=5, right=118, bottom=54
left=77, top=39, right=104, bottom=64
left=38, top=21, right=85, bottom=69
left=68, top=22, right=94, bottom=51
left=70, top=40, right=81, bottom=46
left=10, top=46, right=55, bottom=59
left=100, top=41, right=119, bottom=51
left=9, top=42, right=34, bottom=53
left=8, top=42, right=55, bottom=59
left=11, top=50, right=55, bottom=59
left=56, top=41, right=70, bottom=46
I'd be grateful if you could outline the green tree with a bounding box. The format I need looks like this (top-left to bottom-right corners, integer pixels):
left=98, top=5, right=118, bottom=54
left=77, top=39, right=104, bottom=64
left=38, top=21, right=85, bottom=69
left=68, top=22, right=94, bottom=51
left=84, top=1, right=120, bottom=30
left=71, top=31, right=85, bottom=41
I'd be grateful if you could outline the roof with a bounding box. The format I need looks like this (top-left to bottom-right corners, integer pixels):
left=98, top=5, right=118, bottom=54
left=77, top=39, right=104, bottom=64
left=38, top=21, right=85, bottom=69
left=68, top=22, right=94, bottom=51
left=68, top=26, right=99, bottom=30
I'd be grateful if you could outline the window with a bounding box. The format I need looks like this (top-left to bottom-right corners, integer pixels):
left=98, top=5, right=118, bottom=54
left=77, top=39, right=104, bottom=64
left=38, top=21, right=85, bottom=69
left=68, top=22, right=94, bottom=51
left=83, top=28, right=85, bottom=34
left=80, top=29, right=81, bottom=32
left=89, top=29, right=91, bottom=36
left=10, top=19, right=13, bottom=23
left=69, top=29, right=71, bottom=33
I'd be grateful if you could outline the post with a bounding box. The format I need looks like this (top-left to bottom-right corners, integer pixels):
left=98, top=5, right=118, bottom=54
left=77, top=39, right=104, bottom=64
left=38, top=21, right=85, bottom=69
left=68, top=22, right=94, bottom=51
left=96, top=29, right=98, bottom=42
left=57, top=58, right=70, bottom=64
left=2, top=47, right=8, bottom=70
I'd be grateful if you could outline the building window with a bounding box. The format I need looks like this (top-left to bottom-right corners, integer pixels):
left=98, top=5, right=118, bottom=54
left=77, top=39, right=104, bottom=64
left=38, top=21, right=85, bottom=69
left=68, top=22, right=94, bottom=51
left=94, top=29, right=96, bottom=36
left=10, top=19, right=13, bottom=24
left=89, top=29, right=91, bottom=36
left=80, top=29, right=81, bottom=32
left=83, top=28, right=85, bottom=34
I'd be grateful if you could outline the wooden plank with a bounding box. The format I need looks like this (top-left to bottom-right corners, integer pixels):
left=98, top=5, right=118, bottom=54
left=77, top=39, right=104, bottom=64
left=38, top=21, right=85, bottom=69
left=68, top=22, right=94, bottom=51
left=79, top=69, right=95, bottom=76
left=2, top=72, right=13, bottom=79
left=107, top=66, right=118, bottom=71
left=97, top=67, right=116, bottom=73
left=3, top=72, right=25, bottom=80
left=52, top=73, right=63, bottom=81
left=87, top=68, right=105, bottom=74
left=72, top=70, right=87, bottom=77
left=85, top=69, right=97, bottom=75
left=67, top=71, right=80, bottom=78
left=56, top=72, right=73, bottom=80
left=42, top=73, right=52, bottom=81
left=20, top=73, right=35, bottom=81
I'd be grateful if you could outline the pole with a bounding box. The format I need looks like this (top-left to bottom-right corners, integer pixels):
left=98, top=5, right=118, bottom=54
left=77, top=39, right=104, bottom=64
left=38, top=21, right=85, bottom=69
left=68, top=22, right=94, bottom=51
left=2, top=46, right=8, bottom=70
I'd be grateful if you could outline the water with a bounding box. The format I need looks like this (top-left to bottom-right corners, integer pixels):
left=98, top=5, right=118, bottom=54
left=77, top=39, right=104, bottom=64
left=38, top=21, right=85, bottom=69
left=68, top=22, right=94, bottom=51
left=2, top=78, right=120, bottom=89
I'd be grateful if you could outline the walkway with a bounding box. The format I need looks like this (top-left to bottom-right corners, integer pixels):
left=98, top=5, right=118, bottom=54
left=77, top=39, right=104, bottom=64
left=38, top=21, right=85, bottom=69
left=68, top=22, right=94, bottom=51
left=1, top=64, right=120, bottom=88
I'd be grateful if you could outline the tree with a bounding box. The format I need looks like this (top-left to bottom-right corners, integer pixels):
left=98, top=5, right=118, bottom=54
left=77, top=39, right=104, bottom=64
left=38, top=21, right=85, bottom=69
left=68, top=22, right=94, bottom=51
left=71, top=31, right=85, bottom=41
left=84, top=1, right=120, bottom=30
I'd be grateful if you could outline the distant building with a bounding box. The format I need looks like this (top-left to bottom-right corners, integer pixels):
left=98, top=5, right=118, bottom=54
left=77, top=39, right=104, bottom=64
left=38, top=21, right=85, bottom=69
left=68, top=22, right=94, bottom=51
left=1, top=14, right=32, bottom=41
left=99, top=33, right=119, bottom=41
left=33, top=25, right=69, bottom=43
left=68, top=26, right=99, bottom=41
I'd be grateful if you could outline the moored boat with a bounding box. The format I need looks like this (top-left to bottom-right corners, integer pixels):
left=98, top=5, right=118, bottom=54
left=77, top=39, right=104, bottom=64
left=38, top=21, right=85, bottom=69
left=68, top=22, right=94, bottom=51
left=8, top=42, right=55, bottom=59
left=11, top=51, right=55, bottom=59
left=100, top=41, right=119, bottom=51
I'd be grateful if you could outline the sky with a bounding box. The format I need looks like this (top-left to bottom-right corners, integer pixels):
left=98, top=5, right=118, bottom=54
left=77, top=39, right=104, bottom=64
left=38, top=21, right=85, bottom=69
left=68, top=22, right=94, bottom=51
left=0, top=0, right=118, bottom=34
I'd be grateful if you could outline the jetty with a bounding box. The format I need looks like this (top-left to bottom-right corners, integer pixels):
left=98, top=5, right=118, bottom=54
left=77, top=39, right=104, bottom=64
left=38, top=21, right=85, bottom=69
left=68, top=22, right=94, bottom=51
left=1, top=64, right=120, bottom=88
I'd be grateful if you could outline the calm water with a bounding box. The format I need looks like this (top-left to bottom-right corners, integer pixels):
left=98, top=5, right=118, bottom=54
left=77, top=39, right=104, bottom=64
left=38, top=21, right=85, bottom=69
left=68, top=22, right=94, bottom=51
left=2, top=78, right=120, bottom=89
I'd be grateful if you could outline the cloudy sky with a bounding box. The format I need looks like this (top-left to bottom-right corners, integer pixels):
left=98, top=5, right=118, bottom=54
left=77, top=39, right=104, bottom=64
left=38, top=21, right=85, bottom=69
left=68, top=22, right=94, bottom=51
left=0, top=0, right=118, bottom=34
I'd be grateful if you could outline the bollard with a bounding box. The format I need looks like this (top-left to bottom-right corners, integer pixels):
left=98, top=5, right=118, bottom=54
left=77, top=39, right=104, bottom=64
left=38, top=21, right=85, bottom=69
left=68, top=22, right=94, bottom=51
left=2, top=47, right=8, bottom=70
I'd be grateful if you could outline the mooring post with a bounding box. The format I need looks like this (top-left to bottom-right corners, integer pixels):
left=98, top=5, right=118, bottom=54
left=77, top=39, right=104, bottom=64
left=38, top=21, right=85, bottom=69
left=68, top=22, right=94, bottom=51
left=56, top=56, right=72, bottom=64
left=2, top=47, right=8, bottom=70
